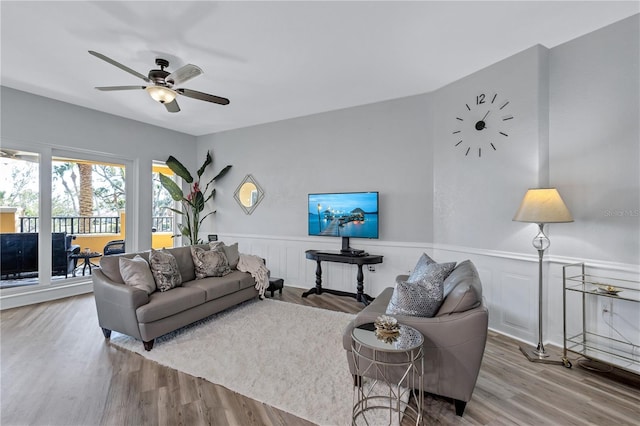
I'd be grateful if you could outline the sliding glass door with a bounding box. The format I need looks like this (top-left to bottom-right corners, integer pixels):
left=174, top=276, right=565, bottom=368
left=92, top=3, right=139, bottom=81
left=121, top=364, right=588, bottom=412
left=0, top=145, right=130, bottom=289
left=0, top=149, right=40, bottom=289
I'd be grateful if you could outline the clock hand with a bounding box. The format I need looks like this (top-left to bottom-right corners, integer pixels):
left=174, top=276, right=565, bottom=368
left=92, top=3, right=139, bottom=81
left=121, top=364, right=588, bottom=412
left=475, top=110, right=491, bottom=131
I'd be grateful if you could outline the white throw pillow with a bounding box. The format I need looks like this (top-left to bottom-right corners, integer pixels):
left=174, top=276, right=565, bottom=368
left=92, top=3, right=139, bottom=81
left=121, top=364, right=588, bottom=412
left=119, top=255, right=156, bottom=295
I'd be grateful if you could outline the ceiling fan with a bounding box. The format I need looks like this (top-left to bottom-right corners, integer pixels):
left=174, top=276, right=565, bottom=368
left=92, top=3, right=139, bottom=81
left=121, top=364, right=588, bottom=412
left=89, top=50, right=230, bottom=113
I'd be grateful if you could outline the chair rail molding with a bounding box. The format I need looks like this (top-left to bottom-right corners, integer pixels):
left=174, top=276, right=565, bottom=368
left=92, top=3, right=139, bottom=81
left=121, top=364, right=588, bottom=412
left=216, top=233, right=639, bottom=347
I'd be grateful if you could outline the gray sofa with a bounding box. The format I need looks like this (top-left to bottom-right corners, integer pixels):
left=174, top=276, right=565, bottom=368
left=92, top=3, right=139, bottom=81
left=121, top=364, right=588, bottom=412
left=343, top=260, right=489, bottom=416
left=93, top=244, right=259, bottom=351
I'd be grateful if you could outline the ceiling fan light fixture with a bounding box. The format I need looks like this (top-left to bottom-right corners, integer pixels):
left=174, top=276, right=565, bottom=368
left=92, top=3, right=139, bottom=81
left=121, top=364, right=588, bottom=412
left=145, top=86, right=177, bottom=104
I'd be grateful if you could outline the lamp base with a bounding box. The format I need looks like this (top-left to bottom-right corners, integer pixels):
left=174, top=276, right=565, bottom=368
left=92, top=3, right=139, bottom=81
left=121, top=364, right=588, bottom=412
left=519, top=345, right=564, bottom=365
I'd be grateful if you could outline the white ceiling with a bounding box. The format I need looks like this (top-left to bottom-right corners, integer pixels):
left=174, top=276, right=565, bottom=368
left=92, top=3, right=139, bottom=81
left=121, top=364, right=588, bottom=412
left=1, top=1, right=638, bottom=136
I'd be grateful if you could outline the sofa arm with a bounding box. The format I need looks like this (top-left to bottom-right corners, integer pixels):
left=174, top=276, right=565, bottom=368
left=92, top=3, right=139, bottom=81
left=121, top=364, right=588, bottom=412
left=93, top=269, right=149, bottom=340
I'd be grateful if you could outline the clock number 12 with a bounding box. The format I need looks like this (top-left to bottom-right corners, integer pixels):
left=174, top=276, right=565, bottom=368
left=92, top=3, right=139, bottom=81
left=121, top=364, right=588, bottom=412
left=476, top=94, right=486, bottom=105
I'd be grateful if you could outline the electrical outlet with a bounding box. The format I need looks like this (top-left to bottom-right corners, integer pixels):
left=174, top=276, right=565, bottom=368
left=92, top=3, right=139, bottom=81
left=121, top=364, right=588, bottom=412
left=367, top=265, right=376, bottom=272
left=208, top=234, right=218, bottom=242
left=601, top=303, right=610, bottom=313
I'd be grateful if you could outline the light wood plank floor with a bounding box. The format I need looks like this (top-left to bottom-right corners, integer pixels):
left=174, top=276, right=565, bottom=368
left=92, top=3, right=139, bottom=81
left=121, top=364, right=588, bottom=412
left=1, top=287, right=639, bottom=425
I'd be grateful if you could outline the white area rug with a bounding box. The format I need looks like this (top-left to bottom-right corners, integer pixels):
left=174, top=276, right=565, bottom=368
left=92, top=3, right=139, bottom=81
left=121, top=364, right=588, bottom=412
left=111, top=298, right=372, bottom=425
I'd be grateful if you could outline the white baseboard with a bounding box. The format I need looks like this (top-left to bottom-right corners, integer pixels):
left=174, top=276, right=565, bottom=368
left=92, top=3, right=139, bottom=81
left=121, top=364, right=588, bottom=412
left=0, top=280, right=93, bottom=310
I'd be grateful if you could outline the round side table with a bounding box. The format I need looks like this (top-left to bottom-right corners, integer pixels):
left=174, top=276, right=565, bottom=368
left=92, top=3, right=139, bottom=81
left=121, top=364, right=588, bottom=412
left=351, top=322, right=424, bottom=425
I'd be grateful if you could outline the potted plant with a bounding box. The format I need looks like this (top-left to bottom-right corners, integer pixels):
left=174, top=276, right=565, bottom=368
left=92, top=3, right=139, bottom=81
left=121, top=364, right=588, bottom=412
left=159, top=151, right=231, bottom=245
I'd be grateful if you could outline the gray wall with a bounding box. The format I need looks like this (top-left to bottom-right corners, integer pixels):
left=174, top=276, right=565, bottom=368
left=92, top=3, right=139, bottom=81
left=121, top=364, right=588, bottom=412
left=202, top=15, right=639, bottom=266
left=549, top=14, right=639, bottom=264
left=200, top=94, right=434, bottom=243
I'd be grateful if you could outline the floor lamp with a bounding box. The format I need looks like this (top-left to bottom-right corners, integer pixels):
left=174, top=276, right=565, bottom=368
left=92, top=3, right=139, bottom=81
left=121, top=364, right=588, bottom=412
left=513, top=188, right=573, bottom=364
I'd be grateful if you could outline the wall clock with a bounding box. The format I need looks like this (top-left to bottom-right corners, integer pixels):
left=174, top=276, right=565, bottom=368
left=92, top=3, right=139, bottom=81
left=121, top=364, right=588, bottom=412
left=452, top=92, right=514, bottom=158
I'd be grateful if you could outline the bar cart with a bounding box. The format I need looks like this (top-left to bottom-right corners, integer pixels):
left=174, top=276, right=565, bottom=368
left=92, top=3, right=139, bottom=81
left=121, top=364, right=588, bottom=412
left=562, top=263, right=639, bottom=373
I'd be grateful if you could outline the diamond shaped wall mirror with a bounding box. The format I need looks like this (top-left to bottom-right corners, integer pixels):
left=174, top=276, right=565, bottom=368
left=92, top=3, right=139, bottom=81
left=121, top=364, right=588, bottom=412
left=234, top=174, right=265, bottom=215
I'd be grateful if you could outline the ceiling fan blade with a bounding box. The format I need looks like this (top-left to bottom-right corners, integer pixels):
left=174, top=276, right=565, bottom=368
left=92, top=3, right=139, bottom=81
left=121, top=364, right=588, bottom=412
left=89, top=50, right=151, bottom=83
left=95, top=86, right=146, bottom=91
left=166, top=64, right=203, bottom=87
left=176, top=88, right=230, bottom=105
left=164, top=99, right=181, bottom=113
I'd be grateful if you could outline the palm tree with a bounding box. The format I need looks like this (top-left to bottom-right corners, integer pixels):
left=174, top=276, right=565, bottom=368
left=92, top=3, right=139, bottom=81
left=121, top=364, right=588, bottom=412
left=78, top=163, right=93, bottom=233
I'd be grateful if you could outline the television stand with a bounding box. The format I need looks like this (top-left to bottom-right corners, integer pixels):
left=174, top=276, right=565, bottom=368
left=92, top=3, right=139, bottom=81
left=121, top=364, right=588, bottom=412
left=339, top=237, right=366, bottom=256
left=302, top=249, right=384, bottom=306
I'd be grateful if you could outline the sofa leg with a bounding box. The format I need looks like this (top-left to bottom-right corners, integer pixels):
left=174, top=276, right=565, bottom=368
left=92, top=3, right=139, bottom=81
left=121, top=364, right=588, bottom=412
left=454, top=399, right=467, bottom=416
left=143, top=340, right=155, bottom=351
left=101, top=328, right=112, bottom=339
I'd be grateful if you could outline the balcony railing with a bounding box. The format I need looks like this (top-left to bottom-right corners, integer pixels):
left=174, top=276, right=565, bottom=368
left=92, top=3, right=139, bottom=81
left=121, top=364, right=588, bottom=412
left=152, top=216, right=173, bottom=233
left=18, top=216, right=173, bottom=234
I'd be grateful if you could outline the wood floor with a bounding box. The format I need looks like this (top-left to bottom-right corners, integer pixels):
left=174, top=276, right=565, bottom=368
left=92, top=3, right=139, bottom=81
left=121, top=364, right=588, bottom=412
left=1, top=287, right=639, bottom=426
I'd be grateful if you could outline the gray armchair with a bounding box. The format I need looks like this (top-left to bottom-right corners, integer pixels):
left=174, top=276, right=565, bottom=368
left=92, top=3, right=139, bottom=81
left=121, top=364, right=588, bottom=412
left=343, top=260, right=489, bottom=416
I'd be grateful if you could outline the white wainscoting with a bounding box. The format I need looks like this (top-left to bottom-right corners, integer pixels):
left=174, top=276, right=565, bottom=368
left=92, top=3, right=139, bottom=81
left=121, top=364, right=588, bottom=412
left=221, top=233, right=639, bottom=349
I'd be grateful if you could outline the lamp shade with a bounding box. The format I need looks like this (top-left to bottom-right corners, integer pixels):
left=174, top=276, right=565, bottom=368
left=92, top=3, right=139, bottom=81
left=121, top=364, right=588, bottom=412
left=513, top=188, right=573, bottom=223
left=145, top=86, right=177, bottom=104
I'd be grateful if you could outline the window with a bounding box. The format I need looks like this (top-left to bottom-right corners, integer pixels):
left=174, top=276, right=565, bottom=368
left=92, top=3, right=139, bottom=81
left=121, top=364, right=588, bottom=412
left=152, top=162, right=178, bottom=249
left=0, top=149, right=40, bottom=288
left=0, top=148, right=128, bottom=288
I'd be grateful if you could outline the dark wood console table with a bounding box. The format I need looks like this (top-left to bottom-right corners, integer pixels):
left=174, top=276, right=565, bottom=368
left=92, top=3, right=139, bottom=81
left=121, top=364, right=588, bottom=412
left=303, top=250, right=383, bottom=305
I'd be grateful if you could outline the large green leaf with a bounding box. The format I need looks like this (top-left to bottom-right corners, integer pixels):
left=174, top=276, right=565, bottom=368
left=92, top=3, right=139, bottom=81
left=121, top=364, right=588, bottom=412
left=202, top=165, right=232, bottom=195
left=166, top=207, right=185, bottom=216
left=159, top=173, right=185, bottom=202
left=204, top=188, right=216, bottom=203
left=193, top=191, right=205, bottom=213
left=166, top=156, right=193, bottom=183
left=198, top=211, right=215, bottom=226
left=212, top=164, right=232, bottom=181
left=197, top=151, right=212, bottom=178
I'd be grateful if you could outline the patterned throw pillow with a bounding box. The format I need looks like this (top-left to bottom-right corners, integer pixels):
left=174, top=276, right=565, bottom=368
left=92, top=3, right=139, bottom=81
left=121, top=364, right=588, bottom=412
left=191, top=246, right=231, bottom=279
left=208, top=241, right=240, bottom=270
left=149, top=249, right=182, bottom=292
left=407, top=253, right=436, bottom=283
left=386, top=258, right=456, bottom=318
left=119, top=255, right=156, bottom=295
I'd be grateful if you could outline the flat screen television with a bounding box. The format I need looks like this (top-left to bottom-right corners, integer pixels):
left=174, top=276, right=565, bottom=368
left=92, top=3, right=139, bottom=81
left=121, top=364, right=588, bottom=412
left=308, top=191, right=379, bottom=253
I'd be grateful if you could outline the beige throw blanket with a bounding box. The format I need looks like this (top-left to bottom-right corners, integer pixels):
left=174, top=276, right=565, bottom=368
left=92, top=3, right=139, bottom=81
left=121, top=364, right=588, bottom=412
left=237, top=253, right=269, bottom=297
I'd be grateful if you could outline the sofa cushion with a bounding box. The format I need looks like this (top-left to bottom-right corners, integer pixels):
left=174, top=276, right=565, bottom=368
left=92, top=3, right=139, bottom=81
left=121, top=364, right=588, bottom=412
left=149, top=249, right=182, bottom=292
left=191, top=246, right=231, bottom=279
left=183, top=274, right=242, bottom=301
left=209, top=241, right=240, bottom=269
left=166, top=245, right=205, bottom=283
left=119, top=255, right=156, bottom=295
left=436, top=260, right=483, bottom=316
left=224, top=243, right=240, bottom=269
left=136, top=286, right=206, bottom=323
left=386, top=260, right=456, bottom=317
left=235, top=270, right=257, bottom=290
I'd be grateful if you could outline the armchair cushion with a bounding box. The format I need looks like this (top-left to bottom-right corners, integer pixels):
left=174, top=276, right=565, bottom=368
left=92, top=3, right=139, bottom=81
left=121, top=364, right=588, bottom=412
left=437, top=260, right=482, bottom=316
